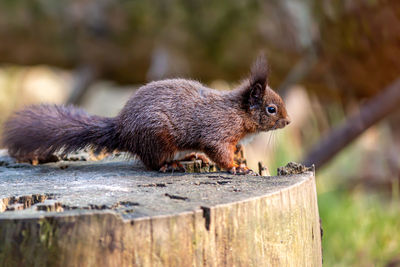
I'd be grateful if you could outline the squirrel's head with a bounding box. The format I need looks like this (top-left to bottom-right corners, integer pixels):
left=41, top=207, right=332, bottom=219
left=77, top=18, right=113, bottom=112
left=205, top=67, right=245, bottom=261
left=242, top=55, right=291, bottom=132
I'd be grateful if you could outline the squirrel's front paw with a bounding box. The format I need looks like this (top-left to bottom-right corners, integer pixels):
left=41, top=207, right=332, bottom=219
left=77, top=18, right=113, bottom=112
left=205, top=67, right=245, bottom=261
left=159, top=161, right=186, bottom=173
left=228, top=165, right=258, bottom=176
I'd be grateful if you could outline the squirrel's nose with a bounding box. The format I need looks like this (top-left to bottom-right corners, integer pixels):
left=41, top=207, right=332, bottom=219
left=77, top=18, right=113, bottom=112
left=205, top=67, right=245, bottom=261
left=284, top=116, right=291, bottom=126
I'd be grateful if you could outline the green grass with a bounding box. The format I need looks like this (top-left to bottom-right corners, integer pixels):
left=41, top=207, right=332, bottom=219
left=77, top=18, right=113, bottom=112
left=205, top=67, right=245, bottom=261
left=314, top=131, right=400, bottom=266
left=318, top=189, right=400, bottom=266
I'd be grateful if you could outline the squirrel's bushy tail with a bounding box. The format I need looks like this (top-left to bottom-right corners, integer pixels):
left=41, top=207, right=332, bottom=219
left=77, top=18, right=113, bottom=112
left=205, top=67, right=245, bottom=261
left=2, top=104, right=120, bottom=159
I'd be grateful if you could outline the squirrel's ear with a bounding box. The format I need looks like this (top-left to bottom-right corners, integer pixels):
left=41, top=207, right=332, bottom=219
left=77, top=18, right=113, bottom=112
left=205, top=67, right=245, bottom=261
left=248, top=54, right=268, bottom=109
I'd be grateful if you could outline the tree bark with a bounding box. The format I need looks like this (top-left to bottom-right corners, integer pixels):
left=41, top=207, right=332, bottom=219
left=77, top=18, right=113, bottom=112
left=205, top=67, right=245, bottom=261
left=0, top=152, right=322, bottom=266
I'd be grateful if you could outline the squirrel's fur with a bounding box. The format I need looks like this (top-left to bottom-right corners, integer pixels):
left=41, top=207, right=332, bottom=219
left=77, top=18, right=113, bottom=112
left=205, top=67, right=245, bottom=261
left=2, top=56, right=290, bottom=171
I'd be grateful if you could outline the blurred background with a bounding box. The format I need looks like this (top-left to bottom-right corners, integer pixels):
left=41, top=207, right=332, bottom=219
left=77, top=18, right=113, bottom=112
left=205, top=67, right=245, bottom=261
left=0, top=0, right=399, bottom=265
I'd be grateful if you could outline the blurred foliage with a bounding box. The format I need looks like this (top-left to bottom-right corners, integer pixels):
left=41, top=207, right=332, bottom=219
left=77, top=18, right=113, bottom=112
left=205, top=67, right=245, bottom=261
left=0, top=0, right=281, bottom=83
left=1, top=0, right=399, bottom=101
left=311, top=0, right=400, bottom=99
left=0, top=1, right=398, bottom=97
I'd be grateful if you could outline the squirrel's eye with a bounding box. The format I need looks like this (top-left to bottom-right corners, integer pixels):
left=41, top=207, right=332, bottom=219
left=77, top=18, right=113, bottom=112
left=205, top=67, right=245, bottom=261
left=266, top=105, right=277, bottom=115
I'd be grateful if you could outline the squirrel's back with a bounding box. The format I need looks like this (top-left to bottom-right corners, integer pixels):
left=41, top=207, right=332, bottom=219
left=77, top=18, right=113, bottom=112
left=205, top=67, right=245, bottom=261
left=117, top=78, right=243, bottom=149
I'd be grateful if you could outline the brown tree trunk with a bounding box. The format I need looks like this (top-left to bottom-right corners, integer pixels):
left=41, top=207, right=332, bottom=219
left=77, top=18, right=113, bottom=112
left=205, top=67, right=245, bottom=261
left=303, top=78, right=400, bottom=169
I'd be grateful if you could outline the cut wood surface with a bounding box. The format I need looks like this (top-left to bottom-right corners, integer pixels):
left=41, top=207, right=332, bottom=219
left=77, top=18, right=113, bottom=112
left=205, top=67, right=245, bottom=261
left=0, top=150, right=322, bottom=266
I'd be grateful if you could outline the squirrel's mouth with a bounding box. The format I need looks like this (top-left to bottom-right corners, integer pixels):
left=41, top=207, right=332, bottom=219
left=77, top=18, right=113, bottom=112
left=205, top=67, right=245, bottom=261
left=275, top=118, right=291, bottom=129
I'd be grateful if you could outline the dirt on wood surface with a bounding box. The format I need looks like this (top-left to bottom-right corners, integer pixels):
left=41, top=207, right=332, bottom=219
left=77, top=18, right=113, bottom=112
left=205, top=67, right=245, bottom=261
left=277, top=162, right=314, bottom=176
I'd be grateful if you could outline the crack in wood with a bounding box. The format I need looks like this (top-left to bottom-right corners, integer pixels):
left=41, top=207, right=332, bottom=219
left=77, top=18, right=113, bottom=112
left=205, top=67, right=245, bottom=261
left=164, top=193, right=189, bottom=201
left=138, top=183, right=166, bottom=188
left=201, top=206, right=211, bottom=231
left=207, top=175, right=232, bottom=180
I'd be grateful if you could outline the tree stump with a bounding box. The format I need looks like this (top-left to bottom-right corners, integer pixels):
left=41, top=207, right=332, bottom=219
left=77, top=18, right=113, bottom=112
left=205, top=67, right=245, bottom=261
left=0, top=151, right=322, bottom=266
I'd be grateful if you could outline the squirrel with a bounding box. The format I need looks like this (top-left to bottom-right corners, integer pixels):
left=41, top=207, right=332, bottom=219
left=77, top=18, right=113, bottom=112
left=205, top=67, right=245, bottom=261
left=2, top=55, right=290, bottom=174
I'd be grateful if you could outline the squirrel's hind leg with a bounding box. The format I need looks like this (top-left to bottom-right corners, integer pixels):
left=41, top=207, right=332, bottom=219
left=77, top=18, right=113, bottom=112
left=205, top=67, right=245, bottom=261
left=158, top=152, right=210, bottom=173
left=179, top=152, right=211, bottom=164
left=132, top=130, right=177, bottom=171
left=12, top=153, right=60, bottom=165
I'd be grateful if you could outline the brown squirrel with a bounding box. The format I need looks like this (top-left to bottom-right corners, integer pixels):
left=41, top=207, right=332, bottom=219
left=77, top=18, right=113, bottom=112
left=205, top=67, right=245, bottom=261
left=2, top=56, right=290, bottom=174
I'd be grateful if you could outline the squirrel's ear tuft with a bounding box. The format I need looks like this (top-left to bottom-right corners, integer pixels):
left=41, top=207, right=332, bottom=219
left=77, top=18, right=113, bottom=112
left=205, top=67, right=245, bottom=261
left=248, top=54, right=268, bottom=109
left=250, top=54, right=268, bottom=90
